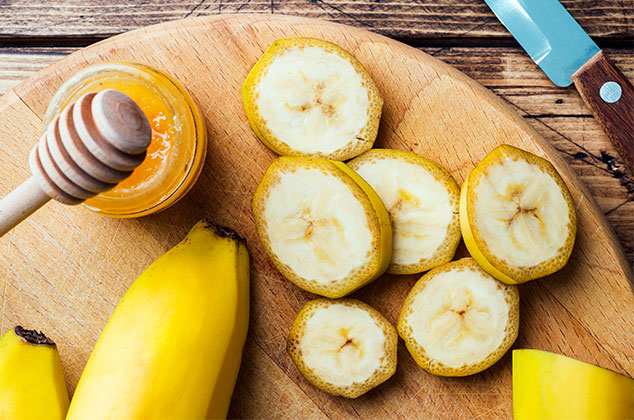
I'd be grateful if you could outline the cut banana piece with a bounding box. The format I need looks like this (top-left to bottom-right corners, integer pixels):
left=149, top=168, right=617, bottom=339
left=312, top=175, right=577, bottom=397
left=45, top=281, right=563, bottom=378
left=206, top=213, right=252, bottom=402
left=242, top=37, right=383, bottom=160
left=398, top=258, right=519, bottom=376
left=287, top=299, right=398, bottom=398
left=513, top=349, right=634, bottom=420
left=349, top=149, right=461, bottom=274
left=460, top=145, right=576, bottom=284
left=252, top=157, right=392, bottom=298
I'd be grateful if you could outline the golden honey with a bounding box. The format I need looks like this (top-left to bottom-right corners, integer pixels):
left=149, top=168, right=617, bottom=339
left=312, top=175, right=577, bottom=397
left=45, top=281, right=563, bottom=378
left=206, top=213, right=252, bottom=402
left=45, top=62, right=206, bottom=217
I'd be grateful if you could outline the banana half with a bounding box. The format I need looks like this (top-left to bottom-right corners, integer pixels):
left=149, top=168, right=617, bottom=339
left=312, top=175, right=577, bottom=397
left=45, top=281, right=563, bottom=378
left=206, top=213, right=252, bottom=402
left=287, top=299, right=398, bottom=398
left=460, top=145, right=576, bottom=284
left=398, top=258, right=519, bottom=376
left=252, top=157, right=392, bottom=298
left=242, top=37, right=383, bottom=160
left=349, top=149, right=461, bottom=274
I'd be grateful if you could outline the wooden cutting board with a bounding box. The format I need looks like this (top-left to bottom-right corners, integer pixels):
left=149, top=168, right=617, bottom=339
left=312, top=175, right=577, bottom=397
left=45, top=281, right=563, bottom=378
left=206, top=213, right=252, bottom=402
left=0, top=14, right=632, bottom=419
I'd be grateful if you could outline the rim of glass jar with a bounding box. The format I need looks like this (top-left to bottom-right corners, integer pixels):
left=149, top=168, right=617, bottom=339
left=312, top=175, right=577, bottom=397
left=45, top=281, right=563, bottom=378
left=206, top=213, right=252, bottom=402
left=45, top=61, right=207, bottom=218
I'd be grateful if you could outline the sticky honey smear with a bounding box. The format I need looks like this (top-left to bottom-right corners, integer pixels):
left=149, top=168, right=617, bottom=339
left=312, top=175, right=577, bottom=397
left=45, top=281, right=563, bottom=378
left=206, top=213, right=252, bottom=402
left=251, top=156, right=392, bottom=298
left=398, top=258, right=519, bottom=377
left=242, top=38, right=383, bottom=160
left=460, top=144, right=577, bottom=284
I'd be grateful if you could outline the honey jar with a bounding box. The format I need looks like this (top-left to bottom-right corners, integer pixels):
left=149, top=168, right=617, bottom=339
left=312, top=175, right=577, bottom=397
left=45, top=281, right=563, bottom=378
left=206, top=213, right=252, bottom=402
left=45, top=62, right=206, bottom=217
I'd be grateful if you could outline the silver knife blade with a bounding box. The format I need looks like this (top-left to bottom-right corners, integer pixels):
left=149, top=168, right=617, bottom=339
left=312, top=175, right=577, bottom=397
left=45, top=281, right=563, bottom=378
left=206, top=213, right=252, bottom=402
left=484, top=0, right=600, bottom=87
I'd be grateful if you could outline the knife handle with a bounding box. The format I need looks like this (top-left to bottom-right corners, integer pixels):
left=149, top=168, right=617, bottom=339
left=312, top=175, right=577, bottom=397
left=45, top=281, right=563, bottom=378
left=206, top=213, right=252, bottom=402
left=572, top=50, right=634, bottom=172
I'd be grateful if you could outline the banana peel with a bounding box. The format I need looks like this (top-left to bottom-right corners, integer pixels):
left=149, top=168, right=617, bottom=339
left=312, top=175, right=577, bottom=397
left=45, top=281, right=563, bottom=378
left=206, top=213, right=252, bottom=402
left=513, top=349, right=634, bottom=419
left=67, top=220, right=250, bottom=420
left=0, top=326, right=69, bottom=419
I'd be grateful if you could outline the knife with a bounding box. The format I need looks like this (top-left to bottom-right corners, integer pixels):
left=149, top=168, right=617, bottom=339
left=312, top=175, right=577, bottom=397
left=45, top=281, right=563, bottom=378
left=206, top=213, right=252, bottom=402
left=484, top=0, right=634, bottom=171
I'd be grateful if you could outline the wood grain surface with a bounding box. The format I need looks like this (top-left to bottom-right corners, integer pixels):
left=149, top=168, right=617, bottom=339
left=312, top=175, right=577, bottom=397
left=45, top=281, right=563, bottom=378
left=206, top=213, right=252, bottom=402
left=0, top=14, right=632, bottom=419
left=2, top=0, right=632, bottom=268
left=0, top=0, right=632, bottom=41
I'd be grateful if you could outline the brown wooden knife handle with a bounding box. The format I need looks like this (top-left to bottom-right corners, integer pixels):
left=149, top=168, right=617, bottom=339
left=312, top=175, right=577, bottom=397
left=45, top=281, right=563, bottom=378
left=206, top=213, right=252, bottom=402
left=572, top=50, right=634, bottom=172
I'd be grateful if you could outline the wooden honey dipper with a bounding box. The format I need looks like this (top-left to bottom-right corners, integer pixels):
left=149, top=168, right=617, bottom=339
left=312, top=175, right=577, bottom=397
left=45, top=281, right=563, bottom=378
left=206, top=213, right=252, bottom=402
left=0, top=89, right=151, bottom=237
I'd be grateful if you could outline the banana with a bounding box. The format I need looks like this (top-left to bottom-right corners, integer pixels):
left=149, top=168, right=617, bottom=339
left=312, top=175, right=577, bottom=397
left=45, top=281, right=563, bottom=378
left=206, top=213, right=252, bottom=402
left=242, top=37, right=383, bottom=160
left=0, top=326, right=69, bottom=419
left=460, top=145, right=576, bottom=284
left=349, top=149, right=461, bottom=274
left=66, top=220, right=250, bottom=420
left=252, top=156, right=392, bottom=298
left=513, top=349, right=634, bottom=419
left=287, top=299, right=397, bottom=398
left=398, top=258, right=519, bottom=376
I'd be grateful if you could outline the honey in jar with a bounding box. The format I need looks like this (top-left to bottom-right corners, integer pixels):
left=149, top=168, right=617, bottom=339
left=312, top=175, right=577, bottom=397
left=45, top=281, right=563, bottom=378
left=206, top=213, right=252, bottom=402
left=45, top=62, right=206, bottom=217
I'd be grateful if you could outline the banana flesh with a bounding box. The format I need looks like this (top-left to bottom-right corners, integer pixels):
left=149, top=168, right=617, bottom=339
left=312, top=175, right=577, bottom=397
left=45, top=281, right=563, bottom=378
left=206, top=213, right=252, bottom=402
left=473, top=157, right=570, bottom=267
left=461, top=145, right=576, bottom=284
left=66, top=220, right=250, bottom=420
left=301, top=303, right=386, bottom=386
left=0, top=326, right=69, bottom=419
left=349, top=149, right=461, bottom=274
left=264, top=165, right=373, bottom=283
left=287, top=299, right=397, bottom=398
left=257, top=46, right=369, bottom=155
left=243, top=38, right=383, bottom=160
left=252, top=157, right=392, bottom=298
left=398, top=258, right=519, bottom=376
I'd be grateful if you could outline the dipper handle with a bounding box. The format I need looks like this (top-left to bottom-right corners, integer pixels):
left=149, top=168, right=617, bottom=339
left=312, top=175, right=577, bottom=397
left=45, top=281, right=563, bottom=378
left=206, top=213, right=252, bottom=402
left=0, top=178, right=50, bottom=237
left=0, top=89, right=151, bottom=237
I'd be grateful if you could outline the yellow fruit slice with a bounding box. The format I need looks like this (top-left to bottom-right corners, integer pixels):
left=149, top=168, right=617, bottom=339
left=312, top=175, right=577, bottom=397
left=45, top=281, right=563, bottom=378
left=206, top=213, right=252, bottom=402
left=349, top=149, right=461, bottom=274
left=513, top=349, right=634, bottom=419
left=398, top=258, right=519, bottom=376
left=252, top=157, right=392, bottom=298
left=287, top=298, right=398, bottom=398
left=242, top=37, right=383, bottom=160
left=460, top=145, right=576, bottom=284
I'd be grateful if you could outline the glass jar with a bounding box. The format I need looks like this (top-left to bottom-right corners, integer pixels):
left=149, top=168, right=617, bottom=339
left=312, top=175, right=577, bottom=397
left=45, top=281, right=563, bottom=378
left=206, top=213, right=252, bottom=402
left=45, top=62, right=207, bottom=217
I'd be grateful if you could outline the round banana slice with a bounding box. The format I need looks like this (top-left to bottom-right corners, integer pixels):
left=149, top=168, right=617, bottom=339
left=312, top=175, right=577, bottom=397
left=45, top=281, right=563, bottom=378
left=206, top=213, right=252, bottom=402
left=252, top=157, right=392, bottom=298
left=348, top=149, right=461, bottom=274
left=460, top=145, right=576, bottom=284
left=242, top=37, right=383, bottom=160
left=287, top=299, right=398, bottom=398
left=398, top=258, right=519, bottom=377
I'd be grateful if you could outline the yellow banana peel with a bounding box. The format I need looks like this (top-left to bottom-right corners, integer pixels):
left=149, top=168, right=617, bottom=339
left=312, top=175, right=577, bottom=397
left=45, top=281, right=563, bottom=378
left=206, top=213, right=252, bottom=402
left=0, top=326, right=69, bottom=419
left=67, top=220, right=250, bottom=420
left=514, top=349, right=634, bottom=419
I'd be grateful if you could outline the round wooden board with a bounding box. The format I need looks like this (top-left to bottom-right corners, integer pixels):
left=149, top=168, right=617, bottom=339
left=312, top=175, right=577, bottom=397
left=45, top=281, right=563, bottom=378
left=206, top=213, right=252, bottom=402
left=0, top=14, right=632, bottom=419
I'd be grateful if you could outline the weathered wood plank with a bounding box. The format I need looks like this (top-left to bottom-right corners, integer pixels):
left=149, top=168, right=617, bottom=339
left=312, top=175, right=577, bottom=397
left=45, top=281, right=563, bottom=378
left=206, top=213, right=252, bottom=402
left=0, top=0, right=631, bottom=40
left=0, top=45, right=631, bottom=265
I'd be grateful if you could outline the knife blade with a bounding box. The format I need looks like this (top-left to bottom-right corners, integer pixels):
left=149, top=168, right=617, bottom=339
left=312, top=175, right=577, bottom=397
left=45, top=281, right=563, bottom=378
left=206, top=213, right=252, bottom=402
left=484, top=0, right=634, bottom=172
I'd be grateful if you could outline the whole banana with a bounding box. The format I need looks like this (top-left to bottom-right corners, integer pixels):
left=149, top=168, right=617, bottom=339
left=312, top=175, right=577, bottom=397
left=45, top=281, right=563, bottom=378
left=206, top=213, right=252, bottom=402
left=0, top=326, right=69, bottom=419
left=66, top=220, right=250, bottom=419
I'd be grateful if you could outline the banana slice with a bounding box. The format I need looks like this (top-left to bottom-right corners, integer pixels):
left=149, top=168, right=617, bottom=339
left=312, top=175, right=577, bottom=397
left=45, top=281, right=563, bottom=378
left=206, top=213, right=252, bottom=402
left=242, top=37, right=383, bottom=160
left=349, top=149, right=461, bottom=274
left=287, top=299, right=398, bottom=398
left=398, top=258, right=519, bottom=376
left=460, top=145, right=576, bottom=284
left=252, top=157, right=392, bottom=298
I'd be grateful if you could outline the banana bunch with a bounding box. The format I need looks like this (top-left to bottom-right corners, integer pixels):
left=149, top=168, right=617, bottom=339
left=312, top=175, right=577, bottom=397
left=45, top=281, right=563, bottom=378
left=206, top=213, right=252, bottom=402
left=1, top=221, right=249, bottom=419
left=66, top=220, right=249, bottom=419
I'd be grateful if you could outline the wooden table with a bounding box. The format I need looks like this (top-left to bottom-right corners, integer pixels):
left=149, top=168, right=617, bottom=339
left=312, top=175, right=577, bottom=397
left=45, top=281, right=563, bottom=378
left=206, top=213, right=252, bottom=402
left=0, top=1, right=631, bottom=253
